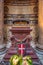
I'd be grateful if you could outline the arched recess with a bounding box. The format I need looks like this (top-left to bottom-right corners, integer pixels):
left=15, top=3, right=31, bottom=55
left=4, top=0, right=38, bottom=46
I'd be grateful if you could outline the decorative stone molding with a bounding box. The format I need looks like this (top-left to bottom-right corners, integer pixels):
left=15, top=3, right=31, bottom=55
left=0, top=0, right=4, bottom=45
left=36, top=0, right=43, bottom=50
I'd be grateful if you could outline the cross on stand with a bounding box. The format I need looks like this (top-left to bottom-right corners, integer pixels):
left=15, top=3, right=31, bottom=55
left=18, top=43, right=25, bottom=56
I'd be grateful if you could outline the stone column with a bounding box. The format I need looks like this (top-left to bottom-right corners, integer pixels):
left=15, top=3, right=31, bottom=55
left=36, top=0, right=43, bottom=50
left=0, top=0, right=4, bottom=47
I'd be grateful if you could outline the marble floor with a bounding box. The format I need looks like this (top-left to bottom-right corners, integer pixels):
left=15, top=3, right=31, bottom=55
left=35, top=49, right=43, bottom=64
left=0, top=42, right=43, bottom=64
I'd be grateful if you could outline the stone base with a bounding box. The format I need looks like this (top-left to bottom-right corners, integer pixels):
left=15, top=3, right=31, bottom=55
left=35, top=44, right=43, bottom=55
left=0, top=44, right=7, bottom=55
left=36, top=44, right=43, bottom=50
